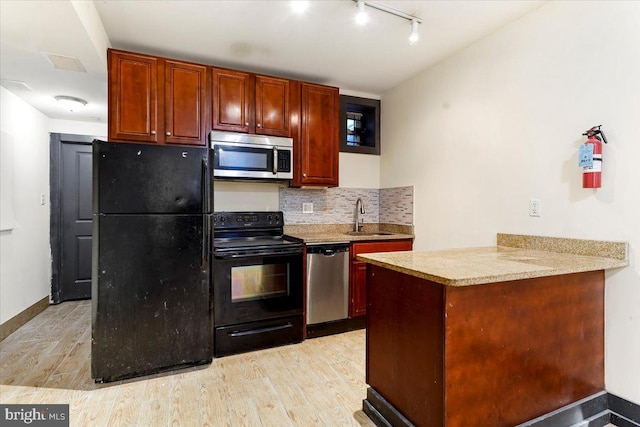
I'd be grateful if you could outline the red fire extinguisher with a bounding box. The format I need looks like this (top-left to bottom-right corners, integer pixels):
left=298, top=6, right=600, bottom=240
left=580, top=125, right=608, bottom=188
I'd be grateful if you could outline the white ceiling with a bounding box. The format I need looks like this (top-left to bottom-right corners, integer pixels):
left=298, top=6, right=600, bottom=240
left=1, top=0, right=545, bottom=124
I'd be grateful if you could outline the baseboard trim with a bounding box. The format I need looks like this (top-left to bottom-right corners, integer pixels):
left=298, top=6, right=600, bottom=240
left=363, top=388, right=640, bottom=427
left=0, top=296, right=49, bottom=341
left=306, top=316, right=366, bottom=339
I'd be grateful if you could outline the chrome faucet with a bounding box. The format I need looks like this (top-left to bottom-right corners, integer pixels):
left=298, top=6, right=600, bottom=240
left=354, top=198, right=366, bottom=232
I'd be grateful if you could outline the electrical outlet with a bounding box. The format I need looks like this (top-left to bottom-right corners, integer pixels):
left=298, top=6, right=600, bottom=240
left=529, top=199, right=541, bottom=217
left=302, top=202, right=313, bottom=214
left=40, top=193, right=46, bottom=205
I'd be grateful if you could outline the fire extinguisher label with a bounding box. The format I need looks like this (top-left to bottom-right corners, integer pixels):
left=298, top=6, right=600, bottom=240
left=579, top=144, right=594, bottom=167
left=583, top=154, right=602, bottom=172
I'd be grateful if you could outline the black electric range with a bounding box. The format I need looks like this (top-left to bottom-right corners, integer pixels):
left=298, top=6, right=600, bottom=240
left=212, top=211, right=304, bottom=357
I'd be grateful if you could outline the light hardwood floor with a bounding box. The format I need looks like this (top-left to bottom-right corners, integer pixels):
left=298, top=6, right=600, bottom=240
left=0, top=300, right=375, bottom=426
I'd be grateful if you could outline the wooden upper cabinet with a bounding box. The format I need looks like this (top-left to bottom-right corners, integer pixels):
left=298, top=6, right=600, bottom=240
left=294, top=82, right=339, bottom=187
left=164, top=60, right=208, bottom=146
left=213, top=69, right=291, bottom=137
left=109, top=50, right=159, bottom=143
left=255, top=76, right=290, bottom=136
left=108, top=49, right=209, bottom=146
left=212, top=68, right=252, bottom=133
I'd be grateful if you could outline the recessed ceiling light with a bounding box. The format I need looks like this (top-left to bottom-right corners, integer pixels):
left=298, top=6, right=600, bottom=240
left=290, top=0, right=309, bottom=14
left=55, top=96, right=87, bottom=112
left=44, top=53, right=86, bottom=73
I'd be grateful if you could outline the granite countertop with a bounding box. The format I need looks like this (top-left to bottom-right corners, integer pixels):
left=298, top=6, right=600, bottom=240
left=284, top=223, right=414, bottom=244
left=356, top=234, right=628, bottom=286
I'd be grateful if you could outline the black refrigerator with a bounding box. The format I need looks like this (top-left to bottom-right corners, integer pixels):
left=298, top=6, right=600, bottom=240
left=91, top=141, right=213, bottom=383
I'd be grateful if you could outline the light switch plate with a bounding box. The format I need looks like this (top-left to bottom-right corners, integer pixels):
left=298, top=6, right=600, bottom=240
left=302, top=203, right=313, bottom=214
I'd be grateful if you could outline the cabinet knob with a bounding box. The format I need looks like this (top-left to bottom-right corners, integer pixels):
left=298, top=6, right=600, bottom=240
left=150, top=130, right=156, bottom=135
left=257, top=123, right=262, bottom=128
left=166, top=132, right=171, bottom=136
left=303, top=173, right=307, bottom=177
left=245, top=122, right=249, bottom=126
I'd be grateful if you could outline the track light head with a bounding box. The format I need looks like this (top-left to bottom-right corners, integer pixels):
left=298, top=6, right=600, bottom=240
left=355, top=0, right=368, bottom=26
left=409, top=19, right=420, bottom=45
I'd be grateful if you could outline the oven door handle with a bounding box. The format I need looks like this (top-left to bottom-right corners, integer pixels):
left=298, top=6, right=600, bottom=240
left=229, top=322, right=293, bottom=338
left=214, top=248, right=302, bottom=260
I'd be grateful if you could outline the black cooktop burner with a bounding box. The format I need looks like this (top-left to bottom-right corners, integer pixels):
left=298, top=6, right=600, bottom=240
left=214, top=236, right=301, bottom=252
left=213, top=211, right=301, bottom=254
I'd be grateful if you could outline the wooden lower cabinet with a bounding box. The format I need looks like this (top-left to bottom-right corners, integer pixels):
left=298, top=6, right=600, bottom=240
left=366, top=267, right=605, bottom=426
left=350, top=239, right=413, bottom=318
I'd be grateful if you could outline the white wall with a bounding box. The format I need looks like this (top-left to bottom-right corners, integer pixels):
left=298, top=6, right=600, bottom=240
left=0, top=87, right=52, bottom=323
left=49, top=119, right=106, bottom=137
left=381, top=1, right=640, bottom=403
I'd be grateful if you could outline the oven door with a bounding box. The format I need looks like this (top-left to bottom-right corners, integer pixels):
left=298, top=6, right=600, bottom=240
left=212, top=142, right=292, bottom=180
left=213, top=249, right=303, bottom=326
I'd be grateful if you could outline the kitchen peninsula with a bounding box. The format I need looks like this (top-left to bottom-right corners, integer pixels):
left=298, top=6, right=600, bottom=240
left=358, top=234, right=628, bottom=427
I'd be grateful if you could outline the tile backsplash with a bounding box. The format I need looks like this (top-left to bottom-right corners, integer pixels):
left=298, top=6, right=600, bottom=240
left=279, top=186, right=413, bottom=225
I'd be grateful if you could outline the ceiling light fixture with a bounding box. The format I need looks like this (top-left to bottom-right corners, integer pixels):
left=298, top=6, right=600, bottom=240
left=409, top=19, right=420, bottom=45
left=290, top=0, right=309, bottom=14
left=55, top=95, right=87, bottom=112
left=355, top=0, right=368, bottom=26
left=351, top=0, right=422, bottom=44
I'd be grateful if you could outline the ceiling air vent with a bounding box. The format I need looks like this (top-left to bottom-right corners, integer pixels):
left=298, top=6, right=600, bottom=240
left=43, top=53, right=87, bottom=73
left=0, top=79, right=32, bottom=92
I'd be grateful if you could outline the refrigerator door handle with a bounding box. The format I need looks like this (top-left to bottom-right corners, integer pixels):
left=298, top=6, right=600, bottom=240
left=202, top=216, right=210, bottom=271
left=202, top=156, right=210, bottom=213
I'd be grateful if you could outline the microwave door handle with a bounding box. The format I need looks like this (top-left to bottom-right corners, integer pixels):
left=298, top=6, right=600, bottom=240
left=273, top=146, right=278, bottom=175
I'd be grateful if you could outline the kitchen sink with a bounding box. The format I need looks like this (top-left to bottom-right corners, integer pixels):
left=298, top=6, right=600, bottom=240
left=344, top=231, right=394, bottom=236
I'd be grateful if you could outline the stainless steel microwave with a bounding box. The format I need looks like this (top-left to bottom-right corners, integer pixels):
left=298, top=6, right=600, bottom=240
left=210, top=131, right=293, bottom=180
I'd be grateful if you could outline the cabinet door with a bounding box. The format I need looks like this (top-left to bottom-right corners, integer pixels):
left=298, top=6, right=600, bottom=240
left=108, top=51, right=159, bottom=143
left=164, top=60, right=208, bottom=146
left=297, top=83, right=339, bottom=186
left=212, top=68, right=251, bottom=133
left=255, top=76, right=290, bottom=137
left=351, top=260, right=368, bottom=318
left=350, top=239, right=413, bottom=318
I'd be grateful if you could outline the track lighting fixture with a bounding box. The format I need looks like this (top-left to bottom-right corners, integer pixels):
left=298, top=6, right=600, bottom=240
left=409, top=19, right=420, bottom=45
left=351, top=0, right=423, bottom=45
left=355, top=0, right=368, bottom=26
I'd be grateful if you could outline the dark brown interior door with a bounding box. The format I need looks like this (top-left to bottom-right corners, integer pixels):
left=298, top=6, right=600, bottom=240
left=59, top=142, right=93, bottom=301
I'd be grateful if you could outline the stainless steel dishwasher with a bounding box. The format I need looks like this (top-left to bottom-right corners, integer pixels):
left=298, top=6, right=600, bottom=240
left=306, top=242, right=350, bottom=325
